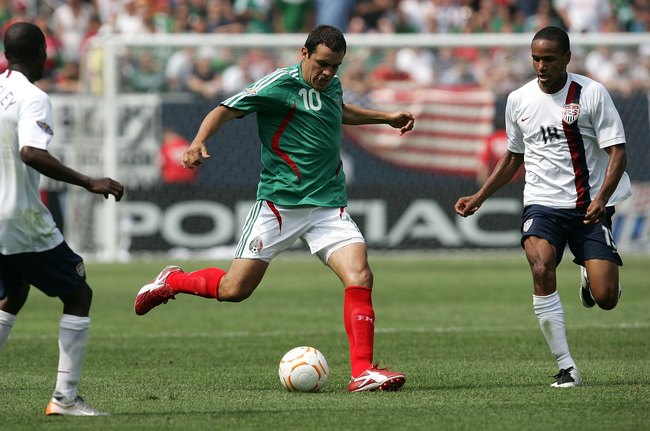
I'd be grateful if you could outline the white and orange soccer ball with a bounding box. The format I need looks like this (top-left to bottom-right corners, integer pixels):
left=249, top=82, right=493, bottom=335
left=278, top=346, right=329, bottom=392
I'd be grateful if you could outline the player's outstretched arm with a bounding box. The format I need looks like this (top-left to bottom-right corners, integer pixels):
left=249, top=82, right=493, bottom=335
left=183, top=105, right=245, bottom=168
left=342, top=104, right=415, bottom=135
left=20, top=146, right=124, bottom=201
left=454, top=150, right=523, bottom=217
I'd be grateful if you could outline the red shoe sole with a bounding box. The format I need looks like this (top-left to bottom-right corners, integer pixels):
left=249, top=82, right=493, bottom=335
left=379, top=376, right=406, bottom=391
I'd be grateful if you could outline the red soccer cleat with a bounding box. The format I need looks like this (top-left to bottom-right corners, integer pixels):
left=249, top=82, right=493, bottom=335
left=134, top=265, right=183, bottom=316
left=347, top=364, right=406, bottom=392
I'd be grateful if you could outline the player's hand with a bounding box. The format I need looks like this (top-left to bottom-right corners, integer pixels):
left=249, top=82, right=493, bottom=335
left=388, top=111, right=415, bottom=135
left=182, top=140, right=210, bottom=168
left=88, top=178, right=124, bottom=201
left=454, top=196, right=481, bottom=217
left=583, top=199, right=606, bottom=225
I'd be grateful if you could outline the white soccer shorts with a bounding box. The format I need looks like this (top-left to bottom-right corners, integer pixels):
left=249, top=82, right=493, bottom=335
left=234, top=200, right=365, bottom=263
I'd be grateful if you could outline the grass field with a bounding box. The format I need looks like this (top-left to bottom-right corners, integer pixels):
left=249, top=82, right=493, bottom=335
left=1, top=253, right=649, bottom=430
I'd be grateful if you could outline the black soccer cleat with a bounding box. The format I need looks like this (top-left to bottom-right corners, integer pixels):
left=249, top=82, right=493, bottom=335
left=551, top=367, right=582, bottom=388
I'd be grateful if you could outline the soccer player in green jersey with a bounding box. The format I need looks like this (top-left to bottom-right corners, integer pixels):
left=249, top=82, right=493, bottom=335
left=134, top=25, right=414, bottom=392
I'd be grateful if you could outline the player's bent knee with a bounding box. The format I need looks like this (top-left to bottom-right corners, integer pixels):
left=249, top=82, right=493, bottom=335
left=596, top=296, right=618, bottom=311
left=597, top=300, right=617, bottom=311
left=217, top=284, right=253, bottom=302
left=594, top=287, right=619, bottom=311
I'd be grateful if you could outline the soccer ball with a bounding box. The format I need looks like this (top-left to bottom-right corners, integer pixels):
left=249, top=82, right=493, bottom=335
left=278, top=346, right=329, bottom=392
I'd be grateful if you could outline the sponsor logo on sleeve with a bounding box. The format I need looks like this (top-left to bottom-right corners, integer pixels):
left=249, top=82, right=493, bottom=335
left=36, top=120, right=54, bottom=135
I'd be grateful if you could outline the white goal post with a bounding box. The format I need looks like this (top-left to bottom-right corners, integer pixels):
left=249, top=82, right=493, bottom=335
left=62, top=32, right=650, bottom=261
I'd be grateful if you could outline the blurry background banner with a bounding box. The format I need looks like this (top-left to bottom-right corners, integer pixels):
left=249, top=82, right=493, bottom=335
left=41, top=33, right=650, bottom=260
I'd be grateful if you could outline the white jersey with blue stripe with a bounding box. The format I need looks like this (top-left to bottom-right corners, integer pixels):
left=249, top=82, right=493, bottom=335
left=506, top=72, right=632, bottom=209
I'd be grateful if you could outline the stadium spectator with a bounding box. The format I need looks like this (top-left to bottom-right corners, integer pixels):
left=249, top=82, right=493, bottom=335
left=428, top=0, right=469, bottom=33
left=395, top=47, right=435, bottom=85
left=352, top=0, right=396, bottom=32
left=273, top=0, right=315, bottom=33
left=467, top=0, right=523, bottom=33
left=205, top=0, right=244, bottom=33
left=51, top=0, right=95, bottom=62
left=455, top=26, right=631, bottom=388
left=124, top=49, right=167, bottom=92
left=52, top=59, right=81, bottom=93
left=482, top=47, right=533, bottom=95
left=0, top=22, right=124, bottom=415
left=185, top=47, right=223, bottom=99
left=347, top=13, right=369, bottom=33
left=160, top=129, right=197, bottom=184
left=592, top=49, right=650, bottom=96
left=188, top=13, right=209, bottom=33
left=220, top=50, right=254, bottom=95
left=95, top=0, right=123, bottom=29
left=233, top=0, right=273, bottom=33
left=553, top=0, right=612, bottom=33
left=1, top=0, right=29, bottom=38
left=371, top=48, right=412, bottom=84
left=629, top=0, right=650, bottom=32
left=134, top=25, right=413, bottom=393
left=170, top=1, right=194, bottom=32
left=340, top=56, right=372, bottom=106
left=315, top=0, right=355, bottom=31
left=0, top=0, right=13, bottom=30
left=113, top=0, right=151, bottom=34
left=165, top=48, right=195, bottom=92
left=523, top=0, right=563, bottom=32
left=32, top=16, right=63, bottom=83
left=165, top=47, right=195, bottom=92
left=516, top=0, right=541, bottom=18
left=396, top=0, right=432, bottom=33
left=584, top=46, right=617, bottom=83
left=187, top=0, right=209, bottom=16
left=220, top=48, right=275, bottom=95
left=435, top=47, right=485, bottom=87
left=150, top=1, right=176, bottom=33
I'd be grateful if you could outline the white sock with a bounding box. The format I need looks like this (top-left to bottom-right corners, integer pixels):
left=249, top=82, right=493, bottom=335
left=0, top=310, right=17, bottom=354
left=53, top=314, right=91, bottom=402
left=533, top=291, right=576, bottom=371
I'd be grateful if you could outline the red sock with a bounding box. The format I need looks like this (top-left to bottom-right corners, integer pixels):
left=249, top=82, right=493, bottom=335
left=344, top=285, right=375, bottom=377
left=167, top=268, right=226, bottom=299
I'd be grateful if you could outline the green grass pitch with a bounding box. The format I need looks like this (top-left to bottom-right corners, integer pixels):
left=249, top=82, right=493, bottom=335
left=1, top=253, right=649, bottom=430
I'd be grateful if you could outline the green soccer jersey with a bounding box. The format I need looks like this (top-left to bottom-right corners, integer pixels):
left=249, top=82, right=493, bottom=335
left=221, top=62, right=347, bottom=207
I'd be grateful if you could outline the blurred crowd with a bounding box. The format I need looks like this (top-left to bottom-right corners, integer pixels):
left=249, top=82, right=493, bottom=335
left=0, top=0, right=649, bottom=97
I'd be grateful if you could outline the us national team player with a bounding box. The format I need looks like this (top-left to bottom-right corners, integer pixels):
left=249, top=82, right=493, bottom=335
left=0, top=23, right=124, bottom=415
left=455, top=26, right=631, bottom=388
left=134, top=25, right=414, bottom=392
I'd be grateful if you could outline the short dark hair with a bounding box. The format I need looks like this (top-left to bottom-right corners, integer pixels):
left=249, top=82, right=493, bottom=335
left=304, top=25, right=347, bottom=56
left=3, top=22, right=45, bottom=63
left=532, top=26, right=570, bottom=53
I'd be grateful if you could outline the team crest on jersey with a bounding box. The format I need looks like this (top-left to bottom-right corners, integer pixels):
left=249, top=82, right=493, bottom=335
left=36, top=120, right=53, bottom=135
left=249, top=236, right=263, bottom=254
left=522, top=219, right=533, bottom=232
left=244, top=87, right=257, bottom=96
left=562, top=103, right=580, bottom=125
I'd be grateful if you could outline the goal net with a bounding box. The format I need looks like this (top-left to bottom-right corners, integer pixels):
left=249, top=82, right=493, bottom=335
left=44, top=32, right=650, bottom=260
